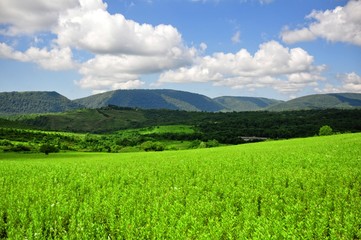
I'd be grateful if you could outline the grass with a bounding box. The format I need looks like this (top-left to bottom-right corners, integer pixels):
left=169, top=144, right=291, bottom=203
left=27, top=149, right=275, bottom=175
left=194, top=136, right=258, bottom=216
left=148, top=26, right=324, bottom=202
left=116, top=124, right=196, bottom=135
left=138, top=125, right=196, bottom=134
left=0, top=133, right=360, bottom=239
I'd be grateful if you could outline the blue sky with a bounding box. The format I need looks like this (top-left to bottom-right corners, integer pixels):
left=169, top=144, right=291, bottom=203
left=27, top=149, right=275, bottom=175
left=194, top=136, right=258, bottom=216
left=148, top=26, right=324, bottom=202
left=0, top=0, right=360, bottom=100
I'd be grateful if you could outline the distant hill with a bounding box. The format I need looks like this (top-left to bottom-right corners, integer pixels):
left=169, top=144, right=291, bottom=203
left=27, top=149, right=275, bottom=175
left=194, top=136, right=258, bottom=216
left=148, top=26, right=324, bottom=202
left=1, top=90, right=361, bottom=115
left=74, top=89, right=225, bottom=112
left=267, top=93, right=361, bottom=111
left=214, top=96, right=283, bottom=111
left=0, top=91, right=81, bottom=115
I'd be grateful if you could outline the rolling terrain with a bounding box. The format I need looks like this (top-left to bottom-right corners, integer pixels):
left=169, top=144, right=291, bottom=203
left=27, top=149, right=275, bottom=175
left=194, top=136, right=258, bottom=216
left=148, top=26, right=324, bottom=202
left=0, top=91, right=81, bottom=115
left=214, top=96, right=282, bottom=111
left=1, top=133, right=360, bottom=238
left=268, top=93, right=361, bottom=111
left=74, top=89, right=224, bottom=112
left=1, top=90, right=361, bottom=115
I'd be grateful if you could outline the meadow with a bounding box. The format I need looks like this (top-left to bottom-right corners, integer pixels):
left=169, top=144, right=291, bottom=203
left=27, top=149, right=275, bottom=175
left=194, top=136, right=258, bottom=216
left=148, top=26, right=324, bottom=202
left=0, top=133, right=360, bottom=239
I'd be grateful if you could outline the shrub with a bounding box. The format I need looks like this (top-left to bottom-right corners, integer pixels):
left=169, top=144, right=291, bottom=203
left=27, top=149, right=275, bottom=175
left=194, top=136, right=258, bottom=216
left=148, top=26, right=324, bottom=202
left=39, top=144, right=59, bottom=155
left=319, top=125, right=333, bottom=136
left=140, top=141, right=165, bottom=152
left=4, top=144, right=31, bottom=152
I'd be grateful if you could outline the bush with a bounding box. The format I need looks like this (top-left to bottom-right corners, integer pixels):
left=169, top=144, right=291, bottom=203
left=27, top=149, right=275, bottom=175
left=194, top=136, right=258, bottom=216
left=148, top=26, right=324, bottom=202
left=39, top=144, right=59, bottom=155
left=140, top=141, right=165, bottom=152
left=4, top=144, right=31, bottom=152
left=319, top=125, right=333, bottom=136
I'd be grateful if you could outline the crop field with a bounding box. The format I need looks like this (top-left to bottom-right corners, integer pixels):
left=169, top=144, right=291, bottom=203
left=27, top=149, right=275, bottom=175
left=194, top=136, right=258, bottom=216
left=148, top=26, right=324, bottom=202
left=0, top=133, right=361, bottom=239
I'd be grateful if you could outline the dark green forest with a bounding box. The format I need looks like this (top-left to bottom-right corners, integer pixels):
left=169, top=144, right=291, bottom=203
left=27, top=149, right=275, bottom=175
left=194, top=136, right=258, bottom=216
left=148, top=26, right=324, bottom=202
left=1, top=106, right=360, bottom=153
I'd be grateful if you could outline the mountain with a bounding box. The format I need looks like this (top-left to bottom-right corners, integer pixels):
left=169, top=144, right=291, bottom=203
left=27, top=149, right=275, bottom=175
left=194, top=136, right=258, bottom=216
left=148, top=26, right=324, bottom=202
left=214, top=96, right=283, bottom=111
left=74, top=89, right=225, bottom=112
left=0, top=91, right=81, bottom=115
left=1, top=90, right=361, bottom=115
left=267, top=93, right=361, bottom=111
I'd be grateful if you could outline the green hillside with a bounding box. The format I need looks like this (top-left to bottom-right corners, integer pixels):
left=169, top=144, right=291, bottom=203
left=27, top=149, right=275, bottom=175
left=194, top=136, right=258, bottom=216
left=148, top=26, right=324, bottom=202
left=74, top=89, right=225, bottom=112
left=4, top=107, right=361, bottom=141
left=268, top=93, right=361, bottom=111
left=0, top=91, right=81, bottom=115
left=214, top=96, right=283, bottom=111
left=1, top=133, right=360, bottom=238
left=1, top=90, right=361, bottom=114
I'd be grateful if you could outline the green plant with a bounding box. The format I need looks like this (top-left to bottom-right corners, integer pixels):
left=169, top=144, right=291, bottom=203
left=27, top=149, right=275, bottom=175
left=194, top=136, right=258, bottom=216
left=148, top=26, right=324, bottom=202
left=0, top=133, right=360, bottom=238
left=39, top=143, right=59, bottom=155
left=319, top=125, right=333, bottom=136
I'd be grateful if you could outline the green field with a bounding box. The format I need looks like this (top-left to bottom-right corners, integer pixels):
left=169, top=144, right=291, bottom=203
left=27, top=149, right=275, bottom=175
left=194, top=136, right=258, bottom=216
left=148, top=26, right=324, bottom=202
left=1, top=133, right=361, bottom=239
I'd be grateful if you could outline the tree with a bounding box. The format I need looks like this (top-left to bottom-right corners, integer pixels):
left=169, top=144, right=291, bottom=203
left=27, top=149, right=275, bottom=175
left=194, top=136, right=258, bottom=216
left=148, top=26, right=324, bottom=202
left=140, top=141, right=164, bottom=152
left=40, top=144, right=59, bottom=155
left=319, top=125, right=333, bottom=136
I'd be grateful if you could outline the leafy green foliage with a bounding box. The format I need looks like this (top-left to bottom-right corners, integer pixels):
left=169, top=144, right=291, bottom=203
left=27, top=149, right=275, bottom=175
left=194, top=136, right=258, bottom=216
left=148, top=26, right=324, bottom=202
left=39, top=144, right=59, bottom=155
left=319, top=125, right=333, bottom=136
left=140, top=141, right=165, bottom=151
left=1, top=108, right=361, bottom=151
left=0, top=133, right=360, bottom=238
left=4, top=108, right=361, bottom=141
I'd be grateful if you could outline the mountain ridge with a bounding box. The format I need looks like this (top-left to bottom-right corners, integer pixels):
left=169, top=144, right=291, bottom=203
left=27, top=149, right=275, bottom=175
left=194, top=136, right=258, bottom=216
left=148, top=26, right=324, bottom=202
left=0, top=90, right=361, bottom=115
left=0, top=91, right=81, bottom=116
left=267, top=93, right=361, bottom=111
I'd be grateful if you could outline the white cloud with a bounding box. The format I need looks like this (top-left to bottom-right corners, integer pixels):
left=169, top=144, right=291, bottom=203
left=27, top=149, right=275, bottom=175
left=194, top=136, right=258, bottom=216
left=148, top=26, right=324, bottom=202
left=0, top=0, right=199, bottom=92
left=337, top=72, right=361, bottom=93
left=55, top=1, right=186, bottom=56
left=0, top=0, right=79, bottom=35
left=316, top=72, right=361, bottom=93
left=53, top=0, right=199, bottom=91
left=231, top=30, right=241, bottom=44
left=0, top=42, right=75, bottom=70
left=199, top=42, right=208, bottom=52
left=158, top=41, right=325, bottom=94
left=281, top=27, right=316, bottom=44
left=75, top=50, right=198, bottom=91
left=281, top=0, right=361, bottom=46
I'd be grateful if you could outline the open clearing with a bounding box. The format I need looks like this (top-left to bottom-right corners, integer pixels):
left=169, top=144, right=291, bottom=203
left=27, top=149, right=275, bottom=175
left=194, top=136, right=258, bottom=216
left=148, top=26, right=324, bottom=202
left=1, top=133, right=360, bottom=239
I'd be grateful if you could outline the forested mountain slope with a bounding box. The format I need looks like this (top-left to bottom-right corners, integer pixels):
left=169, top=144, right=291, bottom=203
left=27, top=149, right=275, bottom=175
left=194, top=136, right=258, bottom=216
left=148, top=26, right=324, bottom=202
left=268, top=93, right=361, bottom=111
left=0, top=91, right=81, bottom=115
left=74, top=89, right=225, bottom=112
left=214, top=96, right=283, bottom=111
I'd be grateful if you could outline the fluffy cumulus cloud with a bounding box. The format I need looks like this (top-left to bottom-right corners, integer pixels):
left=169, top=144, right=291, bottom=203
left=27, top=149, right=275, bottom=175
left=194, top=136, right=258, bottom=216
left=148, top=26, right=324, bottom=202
left=0, top=0, right=198, bottom=92
left=0, top=43, right=75, bottom=70
left=341, top=72, right=361, bottom=92
left=55, top=1, right=185, bottom=56
left=158, top=41, right=325, bottom=94
left=317, top=72, right=361, bottom=93
left=76, top=51, right=197, bottom=91
left=281, top=0, right=361, bottom=46
left=0, top=0, right=79, bottom=35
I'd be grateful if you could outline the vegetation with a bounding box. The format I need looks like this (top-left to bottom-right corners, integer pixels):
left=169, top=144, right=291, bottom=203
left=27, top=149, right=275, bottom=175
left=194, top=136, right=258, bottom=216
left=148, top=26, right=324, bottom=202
left=39, top=144, right=60, bottom=155
left=74, top=89, right=224, bottom=112
left=319, top=125, right=333, bottom=136
left=0, top=133, right=360, bottom=238
left=1, top=107, right=360, bottom=153
left=268, top=93, right=361, bottom=111
left=0, top=91, right=81, bottom=115
left=214, top=96, right=282, bottom=111
left=0, top=126, right=215, bottom=153
left=1, top=91, right=361, bottom=116
left=2, top=107, right=361, bottom=139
